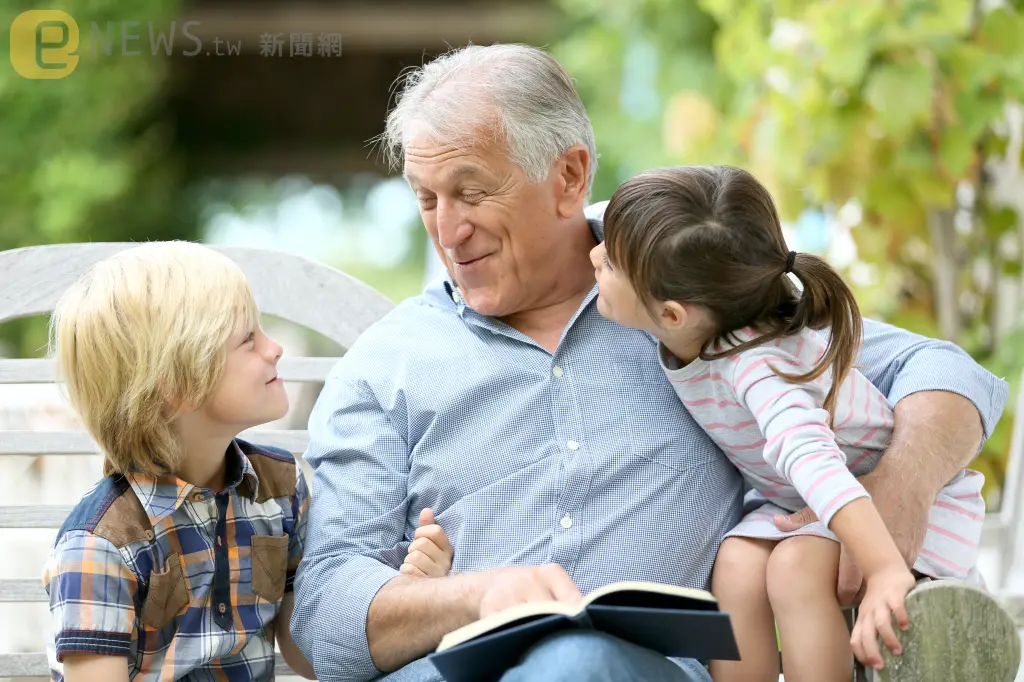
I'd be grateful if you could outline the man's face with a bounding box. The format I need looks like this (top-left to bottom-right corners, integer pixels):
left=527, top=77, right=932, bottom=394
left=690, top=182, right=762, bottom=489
left=404, top=131, right=567, bottom=318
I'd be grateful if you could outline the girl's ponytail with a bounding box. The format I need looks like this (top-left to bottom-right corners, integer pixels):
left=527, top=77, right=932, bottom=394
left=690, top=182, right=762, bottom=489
left=778, top=253, right=863, bottom=421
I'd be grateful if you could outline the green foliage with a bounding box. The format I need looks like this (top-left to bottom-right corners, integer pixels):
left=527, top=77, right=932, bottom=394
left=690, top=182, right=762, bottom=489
left=558, top=0, right=1024, bottom=504
left=0, top=0, right=192, bottom=356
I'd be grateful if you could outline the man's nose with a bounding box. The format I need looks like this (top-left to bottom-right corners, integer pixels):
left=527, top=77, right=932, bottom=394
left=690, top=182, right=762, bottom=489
left=435, top=196, right=472, bottom=249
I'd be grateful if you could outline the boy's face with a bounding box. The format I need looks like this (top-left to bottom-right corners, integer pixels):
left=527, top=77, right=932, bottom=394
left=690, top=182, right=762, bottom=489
left=589, top=241, right=659, bottom=334
left=204, top=322, right=288, bottom=429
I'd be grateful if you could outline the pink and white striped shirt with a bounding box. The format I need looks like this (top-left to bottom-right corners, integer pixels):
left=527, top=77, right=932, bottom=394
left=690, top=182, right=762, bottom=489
left=660, top=326, right=985, bottom=579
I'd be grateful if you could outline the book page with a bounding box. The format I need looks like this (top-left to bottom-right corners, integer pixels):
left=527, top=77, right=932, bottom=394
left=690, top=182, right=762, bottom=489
left=436, top=600, right=580, bottom=652
left=435, top=581, right=717, bottom=652
left=582, top=581, right=717, bottom=608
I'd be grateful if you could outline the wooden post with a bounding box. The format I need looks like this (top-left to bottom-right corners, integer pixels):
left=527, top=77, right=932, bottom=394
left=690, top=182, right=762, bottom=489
left=875, top=581, right=1021, bottom=682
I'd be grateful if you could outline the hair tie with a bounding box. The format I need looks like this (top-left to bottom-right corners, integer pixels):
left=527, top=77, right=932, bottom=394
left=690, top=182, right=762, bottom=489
left=784, top=251, right=797, bottom=273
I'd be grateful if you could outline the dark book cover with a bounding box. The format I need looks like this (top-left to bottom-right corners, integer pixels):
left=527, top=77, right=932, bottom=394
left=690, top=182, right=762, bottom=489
left=428, top=605, right=739, bottom=682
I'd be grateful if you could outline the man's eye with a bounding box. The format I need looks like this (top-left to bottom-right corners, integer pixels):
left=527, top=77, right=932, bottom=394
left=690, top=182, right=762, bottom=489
left=417, top=196, right=436, bottom=208
left=462, top=192, right=484, bottom=202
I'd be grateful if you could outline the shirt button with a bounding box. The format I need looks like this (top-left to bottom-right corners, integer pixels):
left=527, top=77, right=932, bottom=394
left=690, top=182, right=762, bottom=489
left=191, top=492, right=204, bottom=502
left=143, top=530, right=155, bottom=541
left=560, top=513, right=573, bottom=529
left=218, top=602, right=227, bottom=614
left=567, top=440, right=580, bottom=451
left=552, top=365, right=563, bottom=378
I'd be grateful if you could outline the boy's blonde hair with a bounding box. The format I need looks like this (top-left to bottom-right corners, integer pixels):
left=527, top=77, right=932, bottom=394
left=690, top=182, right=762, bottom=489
left=50, top=242, right=259, bottom=476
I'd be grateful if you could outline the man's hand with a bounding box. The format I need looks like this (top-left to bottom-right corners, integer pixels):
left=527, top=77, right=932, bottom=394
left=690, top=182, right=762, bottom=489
left=367, top=562, right=582, bottom=672
left=774, top=390, right=984, bottom=605
left=773, top=470, right=924, bottom=607
left=773, top=507, right=866, bottom=606
left=401, top=508, right=454, bottom=578
left=477, top=564, right=583, bottom=618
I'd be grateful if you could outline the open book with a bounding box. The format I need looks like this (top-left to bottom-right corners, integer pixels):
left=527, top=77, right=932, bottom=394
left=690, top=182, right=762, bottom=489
left=428, top=581, right=738, bottom=682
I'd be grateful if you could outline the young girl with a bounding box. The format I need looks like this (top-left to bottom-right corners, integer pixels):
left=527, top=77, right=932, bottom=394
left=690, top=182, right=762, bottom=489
left=589, top=166, right=985, bottom=682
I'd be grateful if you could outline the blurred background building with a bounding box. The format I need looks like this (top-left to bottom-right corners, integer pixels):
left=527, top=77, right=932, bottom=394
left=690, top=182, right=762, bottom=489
left=2, top=0, right=1023, bottom=676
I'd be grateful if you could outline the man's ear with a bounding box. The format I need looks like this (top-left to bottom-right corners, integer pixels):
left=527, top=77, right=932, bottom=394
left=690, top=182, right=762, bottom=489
left=554, top=145, right=590, bottom=219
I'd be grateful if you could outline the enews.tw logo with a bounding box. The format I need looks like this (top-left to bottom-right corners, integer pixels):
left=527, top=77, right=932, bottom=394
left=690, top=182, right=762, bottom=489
left=10, top=10, right=79, bottom=79
left=9, top=10, right=344, bottom=79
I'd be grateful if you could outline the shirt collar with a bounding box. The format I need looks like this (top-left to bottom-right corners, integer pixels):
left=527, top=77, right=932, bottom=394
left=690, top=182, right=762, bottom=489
left=125, top=439, right=260, bottom=526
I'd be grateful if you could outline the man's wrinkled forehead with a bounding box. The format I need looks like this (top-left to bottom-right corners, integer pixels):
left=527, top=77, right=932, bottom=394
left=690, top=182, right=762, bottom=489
left=402, top=133, right=504, bottom=190
left=404, top=163, right=488, bottom=191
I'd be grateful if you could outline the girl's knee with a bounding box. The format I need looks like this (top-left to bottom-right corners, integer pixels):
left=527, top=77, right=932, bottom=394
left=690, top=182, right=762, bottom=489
left=712, top=537, right=772, bottom=601
left=766, top=536, right=840, bottom=610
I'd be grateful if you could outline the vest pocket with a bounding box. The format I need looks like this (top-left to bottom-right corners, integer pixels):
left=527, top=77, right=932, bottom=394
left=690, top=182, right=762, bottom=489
left=250, top=534, right=289, bottom=603
left=141, top=553, right=190, bottom=629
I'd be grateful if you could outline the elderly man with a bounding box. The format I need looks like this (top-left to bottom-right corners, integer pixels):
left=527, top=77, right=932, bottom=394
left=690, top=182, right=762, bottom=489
left=291, top=44, right=1007, bottom=682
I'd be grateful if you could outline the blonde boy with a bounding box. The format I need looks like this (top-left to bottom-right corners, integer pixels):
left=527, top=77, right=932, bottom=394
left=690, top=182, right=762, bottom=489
left=41, top=242, right=317, bottom=681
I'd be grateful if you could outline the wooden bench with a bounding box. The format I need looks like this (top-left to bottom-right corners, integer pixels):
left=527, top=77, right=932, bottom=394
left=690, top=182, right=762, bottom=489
left=0, top=242, right=394, bottom=680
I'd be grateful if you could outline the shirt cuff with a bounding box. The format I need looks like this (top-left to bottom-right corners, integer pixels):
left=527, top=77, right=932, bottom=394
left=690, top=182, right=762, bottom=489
left=888, top=349, right=1010, bottom=441
left=307, top=555, right=400, bottom=682
left=55, top=629, right=132, bottom=661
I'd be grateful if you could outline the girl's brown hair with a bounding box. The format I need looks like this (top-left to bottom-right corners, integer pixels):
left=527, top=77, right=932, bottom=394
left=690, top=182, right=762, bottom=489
left=603, top=165, right=862, bottom=418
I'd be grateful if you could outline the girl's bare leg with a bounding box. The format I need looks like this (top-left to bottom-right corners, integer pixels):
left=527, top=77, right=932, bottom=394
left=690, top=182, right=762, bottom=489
left=766, top=535, right=852, bottom=682
left=709, top=537, right=779, bottom=682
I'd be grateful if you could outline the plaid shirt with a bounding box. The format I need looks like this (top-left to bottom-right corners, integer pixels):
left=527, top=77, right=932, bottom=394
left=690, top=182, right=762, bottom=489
left=43, top=440, right=309, bottom=682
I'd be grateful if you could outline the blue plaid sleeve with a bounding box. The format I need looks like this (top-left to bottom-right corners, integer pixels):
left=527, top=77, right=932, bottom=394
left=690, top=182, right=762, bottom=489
left=43, top=530, right=138, bottom=662
left=286, top=465, right=310, bottom=592
left=859, top=318, right=1009, bottom=439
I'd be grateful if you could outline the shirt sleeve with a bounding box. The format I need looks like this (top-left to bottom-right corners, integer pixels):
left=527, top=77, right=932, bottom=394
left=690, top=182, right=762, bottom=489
left=858, top=318, right=1009, bottom=439
left=285, top=464, right=311, bottom=593
left=731, top=348, right=870, bottom=527
left=43, top=530, right=138, bottom=662
left=290, top=374, right=408, bottom=682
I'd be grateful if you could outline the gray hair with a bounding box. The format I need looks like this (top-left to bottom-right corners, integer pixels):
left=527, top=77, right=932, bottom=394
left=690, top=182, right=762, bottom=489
left=381, top=44, right=598, bottom=193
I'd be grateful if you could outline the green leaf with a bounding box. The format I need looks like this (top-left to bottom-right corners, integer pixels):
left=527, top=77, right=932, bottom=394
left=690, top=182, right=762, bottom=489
left=945, top=43, right=1002, bottom=91
left=938, top=126, right=976, bottom=178
left=865, top=173, right=926, bottom=224
left=954, top=89, right=1007, bottom=141
left=864, top=61, right=934, bottom=138
left=984, top=133, right=1010, bottom=159
left=985, top=205, right=1019, bottom=238
left=979, top=7, right=1024, bottom=56
left=907, top=169, right=955, bottom=208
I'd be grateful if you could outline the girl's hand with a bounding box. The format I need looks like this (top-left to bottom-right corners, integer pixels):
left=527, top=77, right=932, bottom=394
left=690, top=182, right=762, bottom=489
left=400, top=508, right=454, bottom=578
left=850, top=566, right=915, bottom=670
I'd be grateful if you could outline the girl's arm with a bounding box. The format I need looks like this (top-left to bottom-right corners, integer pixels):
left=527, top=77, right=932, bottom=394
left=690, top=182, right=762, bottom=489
left=277, top=593, right=317, bottom=679
left=732, top=346, right=914, bottom=667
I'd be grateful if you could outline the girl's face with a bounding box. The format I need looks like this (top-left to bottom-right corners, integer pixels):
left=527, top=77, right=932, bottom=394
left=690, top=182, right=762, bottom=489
left=589, top=241, right=659, bottom=334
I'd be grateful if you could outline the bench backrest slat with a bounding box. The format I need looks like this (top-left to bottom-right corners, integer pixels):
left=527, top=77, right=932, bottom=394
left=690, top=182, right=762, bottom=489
left=0, top=357, right=343, bottom=385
